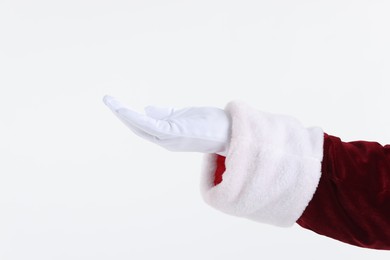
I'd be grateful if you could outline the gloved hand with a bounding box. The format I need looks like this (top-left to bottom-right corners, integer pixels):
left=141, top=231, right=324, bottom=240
left=103, top=95, right=231, bottom=156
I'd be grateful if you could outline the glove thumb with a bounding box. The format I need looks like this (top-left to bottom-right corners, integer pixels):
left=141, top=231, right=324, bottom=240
left=144, top=105, right=176, bottom=120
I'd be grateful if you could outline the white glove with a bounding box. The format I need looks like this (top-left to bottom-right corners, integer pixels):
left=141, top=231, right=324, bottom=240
left=103, top=95, right=231, bottom=156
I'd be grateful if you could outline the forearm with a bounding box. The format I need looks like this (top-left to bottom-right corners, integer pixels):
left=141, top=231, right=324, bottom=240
left=296, top=133, right=390, bottom=250
left=200, top=100, right=390, bottom=250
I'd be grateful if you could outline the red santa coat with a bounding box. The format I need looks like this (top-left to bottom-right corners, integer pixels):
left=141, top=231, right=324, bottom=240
left=200, top=100, right=390, bottom=250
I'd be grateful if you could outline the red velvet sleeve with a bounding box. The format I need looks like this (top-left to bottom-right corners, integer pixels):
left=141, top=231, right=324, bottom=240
left=213, top=132, right=390, bottom=250
left=296, top=133, right=390, bottom=250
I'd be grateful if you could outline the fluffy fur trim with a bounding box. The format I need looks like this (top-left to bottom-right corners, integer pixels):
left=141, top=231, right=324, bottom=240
left=200, top=100, right=324, bottom=227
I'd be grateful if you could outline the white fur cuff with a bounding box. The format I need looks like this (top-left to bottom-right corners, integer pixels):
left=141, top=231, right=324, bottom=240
left=200, top=100, right=324, bottom=227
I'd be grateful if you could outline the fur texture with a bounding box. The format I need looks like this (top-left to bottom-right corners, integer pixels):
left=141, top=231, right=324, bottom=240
left=200, top=100, right=324, bottom=227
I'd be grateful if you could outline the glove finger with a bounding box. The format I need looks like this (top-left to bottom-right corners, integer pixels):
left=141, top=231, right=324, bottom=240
left=144, top=105, right=176, bottom=120
left=103, top=95, right=171, bottom=138
left=117, top=107, right=171, bottom=138
left=116, top=112, right=178, bottom=152
left=113, top=112, right=159, bottom=143
left=114, top=111, right=177, bottom=153
left=103, top=95, right=127, bottom=111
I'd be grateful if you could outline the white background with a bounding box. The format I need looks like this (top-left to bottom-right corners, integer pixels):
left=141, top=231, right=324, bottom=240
left=1, top=0, right=390, bottom=259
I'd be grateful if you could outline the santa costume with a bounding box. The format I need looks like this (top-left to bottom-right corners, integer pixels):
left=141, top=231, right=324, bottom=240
left=103, top=96, right=390, bottom=250
left=200, top=100, right=390, bottom=250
